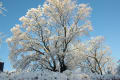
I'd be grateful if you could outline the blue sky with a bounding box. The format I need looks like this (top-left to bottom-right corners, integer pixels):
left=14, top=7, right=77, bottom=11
left=0, top=0, right=120, bottom=71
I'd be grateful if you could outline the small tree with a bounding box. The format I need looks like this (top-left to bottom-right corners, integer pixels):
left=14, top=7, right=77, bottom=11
left=83, top=36, right=114, bottom=75
left=7, top=0, right=92, bottom=72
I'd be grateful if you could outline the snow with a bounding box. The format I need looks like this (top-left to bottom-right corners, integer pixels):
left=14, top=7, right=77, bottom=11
left=0, top=70, right=120, bottom=80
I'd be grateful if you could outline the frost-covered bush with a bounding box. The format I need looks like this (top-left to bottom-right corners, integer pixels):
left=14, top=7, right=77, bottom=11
left=70, top=73, right=90, bottom=80
left=91, top=74, right=120, bottom=80
left=1, top=70, right=120, bottom=80
left=0, top=70, right=68, bottom=80
left=0, top=72, right=9, bottom=80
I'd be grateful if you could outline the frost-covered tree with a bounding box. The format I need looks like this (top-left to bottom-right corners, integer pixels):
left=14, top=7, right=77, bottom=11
left=0, top=32, right=2, bottom=44
left=0, top=1, right=5, bottom=43
left=0, top=32, right=5, bottom=45
left=116, top=60, right=120, bottom=75
left=0, top=1, right=6, bottom=44
left=0, top=1, right=6, bottom=15
left=7, top=0, right=92, bottom=72
left=83, top=36, right=114, bottom=75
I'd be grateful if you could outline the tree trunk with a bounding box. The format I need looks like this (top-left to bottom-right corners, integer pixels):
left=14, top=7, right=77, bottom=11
left=59, top=59, right=67, bottom=73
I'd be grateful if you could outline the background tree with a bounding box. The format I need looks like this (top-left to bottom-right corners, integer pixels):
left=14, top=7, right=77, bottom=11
left=0, top=2, right=3, bottom=43
left=83, top=36, right=114, bottom=75
left=116, top=60, right=120, bottom=75
left=0, top=32, right=2, bottom=44
left=0, top=1, right=6, bottom=15
left=0, top=1, right=6, bottom=44
left=7, top=0, right=92, bottom=72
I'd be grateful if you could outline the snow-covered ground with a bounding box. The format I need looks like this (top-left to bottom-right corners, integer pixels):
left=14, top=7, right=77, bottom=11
left=0, top=70, right=120, bottom=80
